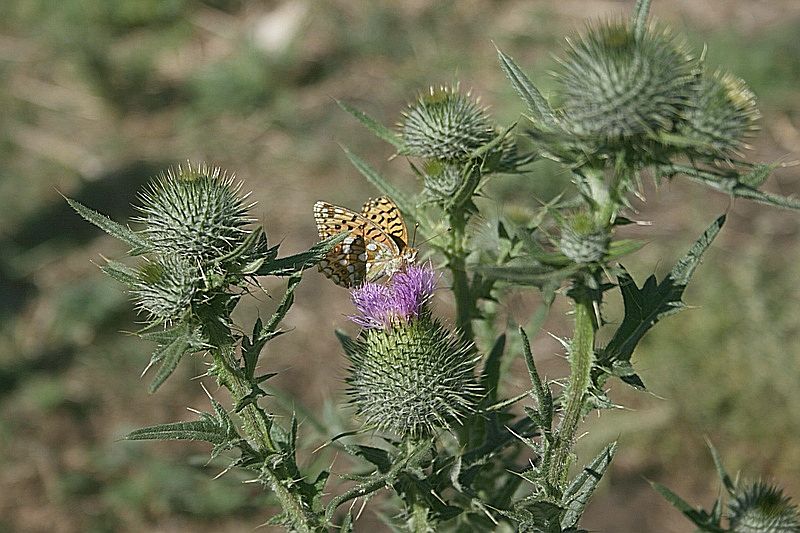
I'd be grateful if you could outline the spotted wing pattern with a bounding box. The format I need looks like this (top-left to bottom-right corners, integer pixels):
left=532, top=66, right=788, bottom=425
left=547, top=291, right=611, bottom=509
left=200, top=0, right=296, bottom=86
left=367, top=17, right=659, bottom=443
left=361, top=196, right=409, bottom=249
left=313, top=198, right=413, bottom=288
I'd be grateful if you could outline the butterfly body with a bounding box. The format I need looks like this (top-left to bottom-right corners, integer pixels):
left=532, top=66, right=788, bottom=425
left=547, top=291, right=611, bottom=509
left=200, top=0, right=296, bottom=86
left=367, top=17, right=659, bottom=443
left=314, top=196, right=416, bottom=288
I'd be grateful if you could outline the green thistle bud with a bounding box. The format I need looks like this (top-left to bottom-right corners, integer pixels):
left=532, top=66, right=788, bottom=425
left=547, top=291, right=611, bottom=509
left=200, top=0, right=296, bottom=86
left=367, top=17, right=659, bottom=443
left=344, top=265, right=481, bottom=439
left=728, top=481, right=800, bottom=533
left=133, top=254, right=199, bottom=322
left=680, top=70, right=760, bottom=157
left=558, top=212, right=609, bottom=264
left=136, top=162, right=254, bottom=263
left=345, top=315, right=481, bottom=439
left=422, top=160, right=463, bottom=199
left=556, top=20, right=694, bottom=148
left=401, top=86, right=494, bottom=161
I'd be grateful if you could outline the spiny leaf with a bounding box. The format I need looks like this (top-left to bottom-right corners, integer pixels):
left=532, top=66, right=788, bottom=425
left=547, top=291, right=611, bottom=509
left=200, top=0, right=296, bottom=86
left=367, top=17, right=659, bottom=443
left=100, top=259, right=139, bottom=287
left=66, top=197, right=150, bottom=254
left=353, top=445, right=392, bottom=473
left=520, top=326, right=553, bottom=432
left=337, top=99, right=405, bottom=152
left=662, top=163, right=800, bottom=211
left=651, top=482, right=725, bottom=532
left=340, top=145, right=415, bottom=216
left=561, top=442, right=617, bottom=528
left=147, top=323, right=203, bottom=393
left=480, top=334, right=506, bottom=404
left=125, top=400, right=236, bottom=445
left=598, top=215, right=725, bottom=387
left=496, top=48, right=558, bottom=129
left=705, top=439, right=736, bottom=496
left=256, top=233, right=347, bottom=276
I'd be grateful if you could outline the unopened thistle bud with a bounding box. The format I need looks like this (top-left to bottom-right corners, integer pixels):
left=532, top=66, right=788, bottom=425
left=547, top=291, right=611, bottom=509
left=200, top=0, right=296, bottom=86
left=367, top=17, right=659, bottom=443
left=728, top=481, right=800, bottom=533
left=558, top=212, right=609, bottom=264
left=136, top=162, right=255, bottom=263
left=401, top=86, right=494, bottom=162
left=680, top=70, right=760, bottom=157
left=422, top=160, right=464, bottom=199
left=556, top=20, right=694, bottom=148
left=343, top=265, right=481, bottom=439
left=133, top=254, right=199, bottom=322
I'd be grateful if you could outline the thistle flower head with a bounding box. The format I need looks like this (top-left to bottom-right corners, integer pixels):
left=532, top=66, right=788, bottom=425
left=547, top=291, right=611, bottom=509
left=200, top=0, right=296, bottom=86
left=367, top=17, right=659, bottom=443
left=135, top=162, right=255, bottom=264
left=679, top=70, right=760, bottom=158
left=350, top=264, right=437, bottom=329
left=556, top=20, right=694, bottom=150
left=401, top=85, right=494, bottom=161
left=133, top=254, right=199, bottom=322
left=343, top=264, right=480, bottom=439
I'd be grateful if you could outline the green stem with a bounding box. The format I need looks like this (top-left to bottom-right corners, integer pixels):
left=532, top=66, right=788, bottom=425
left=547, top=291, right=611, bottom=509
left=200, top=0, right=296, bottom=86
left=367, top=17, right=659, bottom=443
left=261, top=465, right=318, bottom=533
left=213, top=347, right=275, bottom=452
left=546, top=288, right=596, bottom=490
left=408, top=499, right=432, bottom=533
left=447, top=209, right=475, bottom=343
left=214, top=348, right=321, bottom=531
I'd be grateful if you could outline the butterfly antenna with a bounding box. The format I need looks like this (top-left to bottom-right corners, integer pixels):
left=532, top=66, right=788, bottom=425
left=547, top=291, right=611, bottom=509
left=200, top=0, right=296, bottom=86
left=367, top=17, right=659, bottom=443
left=415, top=227, right=451, bottom=248
left=412, top=222, right=419, bottom=247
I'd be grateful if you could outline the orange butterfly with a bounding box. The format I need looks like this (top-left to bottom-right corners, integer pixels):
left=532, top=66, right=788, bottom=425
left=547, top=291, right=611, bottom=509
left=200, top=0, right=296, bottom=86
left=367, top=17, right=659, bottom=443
left=314, top=196, right=416, bottom=288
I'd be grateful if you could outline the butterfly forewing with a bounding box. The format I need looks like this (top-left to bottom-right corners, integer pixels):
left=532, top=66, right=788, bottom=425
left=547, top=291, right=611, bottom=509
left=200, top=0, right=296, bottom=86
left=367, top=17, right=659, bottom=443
left=361, top=196, right=409, bottom=248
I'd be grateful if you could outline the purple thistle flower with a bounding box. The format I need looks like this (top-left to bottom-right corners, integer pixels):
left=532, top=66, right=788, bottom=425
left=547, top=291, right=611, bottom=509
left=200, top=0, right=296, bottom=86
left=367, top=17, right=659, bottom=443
left=350, top=264, right=438, bottom=329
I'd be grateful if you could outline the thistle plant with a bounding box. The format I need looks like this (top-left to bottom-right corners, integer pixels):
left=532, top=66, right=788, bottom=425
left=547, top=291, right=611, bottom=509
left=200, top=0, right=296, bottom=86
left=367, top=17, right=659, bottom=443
left=69, top=1, right=800, bottom=531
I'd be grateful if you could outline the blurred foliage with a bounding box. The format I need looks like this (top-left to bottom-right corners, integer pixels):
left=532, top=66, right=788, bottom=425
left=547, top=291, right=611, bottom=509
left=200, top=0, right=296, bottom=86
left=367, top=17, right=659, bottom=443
left=1, top=1, right=799, bottom=531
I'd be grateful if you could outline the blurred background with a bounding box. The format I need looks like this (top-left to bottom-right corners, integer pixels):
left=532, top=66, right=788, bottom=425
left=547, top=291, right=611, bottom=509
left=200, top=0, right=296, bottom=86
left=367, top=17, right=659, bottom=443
left=1, top=1, right=799, bottom=531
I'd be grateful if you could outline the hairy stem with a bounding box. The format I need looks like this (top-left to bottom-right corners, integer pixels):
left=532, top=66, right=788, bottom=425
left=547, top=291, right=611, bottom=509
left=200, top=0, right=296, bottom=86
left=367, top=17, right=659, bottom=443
left=213, top=347, right=276, bottom=451
left=261, top=465, right=318, bottom=533
left=546, top=289, right=596, bottom=489
left=214, top=347, right=322, bottom=530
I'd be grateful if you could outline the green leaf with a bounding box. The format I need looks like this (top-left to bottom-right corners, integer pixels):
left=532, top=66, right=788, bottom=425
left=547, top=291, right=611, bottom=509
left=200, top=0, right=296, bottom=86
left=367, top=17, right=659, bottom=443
left=480, top=334, right=506, bottom=404
left=606, top=239, right=645, bottom=260
left=598, top=215, right=726, bottom=387
left=256, top=233, right=347, bottom=276
left=125, top=398, right=237, bottom=445
left=705, top=439, right=736, bottom=496
left=65, top=197, right=150, bottom=254
left=520, top=326, right=553, bottom=433
left=147, top=323, right=203, bottom=393
left=340, top=145, right=415, bottom=216
left=353, top=445, right=392, bottom=473
left=336, top=99, right=405, bottom=152
left=651, top=482, right=725, bottom=532
left=475, top=263, right=581, bottom=288
left=211, top=227, right=264, bottom=267
left=100, top=259, right=139, bottom=287
left=662, top=163, right=800, bottom=211
left=496, top=48, right=558, bottom=129
left=561, top=442, right=617, bottom=528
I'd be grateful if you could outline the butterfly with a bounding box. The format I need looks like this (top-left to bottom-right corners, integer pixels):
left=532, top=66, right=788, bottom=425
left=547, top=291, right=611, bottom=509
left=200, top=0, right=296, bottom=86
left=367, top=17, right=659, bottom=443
left=314, top=196, right=417, bottom=288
